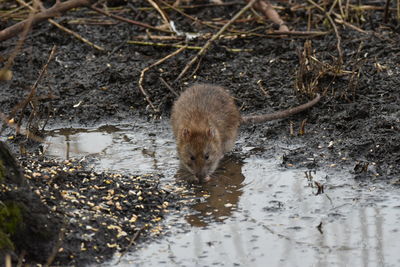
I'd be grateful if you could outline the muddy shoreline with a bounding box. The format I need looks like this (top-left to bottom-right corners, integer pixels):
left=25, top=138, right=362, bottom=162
left=1, top=0, right=399, bottom=265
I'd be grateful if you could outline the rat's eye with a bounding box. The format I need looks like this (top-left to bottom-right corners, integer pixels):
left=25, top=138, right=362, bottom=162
left=204, top=153, right=209, bottom=160
left=190, top=156, right=195, bottom=161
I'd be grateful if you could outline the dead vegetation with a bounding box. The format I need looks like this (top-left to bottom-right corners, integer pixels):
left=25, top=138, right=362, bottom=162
left=1, top=0, right=398, bottom=137
left=0, top=0, right=399, bottom=265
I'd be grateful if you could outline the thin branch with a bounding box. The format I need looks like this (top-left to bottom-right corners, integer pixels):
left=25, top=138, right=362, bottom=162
left=176, top=0, right=259, bottom=81
left=1, top=1, right=32, bottom=20
left=127, top=40, right=252, bottom=52
left=16, top=45, right=57, bottom=135
left=0, top=112, right=44, bottom=143
left=146, top=0, right=172, bottom=30
left=398, top=0, right=400, bottom=20
left=0, top=0, right=38, bottom=81
left=44, top=227, right=65, bottom=267
left=383, top=0, right=391, bottom=23
left=16, top=0, right=104, bottom=51
left=116, top=226, right=145, bottom=264
left=308, top=0, right=343, bottom=64
left=157, top=0, right=220, bottom=30
left=138, top=46, right=187, bottom=112
left=159, top=77, right=179, bottom=97
left=133, top=28, right=328, bottom=41
left=0, top=0, right=95, bottom=42
left=334, top=17, right=368, bottom=34
left=90, top=5, right=172, bottom=33
left=48, top=18, right=104, bottom=51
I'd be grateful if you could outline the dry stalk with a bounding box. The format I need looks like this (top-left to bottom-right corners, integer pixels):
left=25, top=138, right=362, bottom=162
left=171, top=1, right=243, bottom=9
left=383, top=0, right=391, bottom=23
left=116, top=226, right=145, bottom=264
left=127, top=40, right=252, bottom=52
left=48, top=19, right=104, bottom=51
left=307, top=0, right=343, bottom=64
left=157, top=0, right=220, bottom=30
left=398, top=0, right=400, bottom=20
left=16, top=0, right=104, bottom=51
left=44, top=227, right=65, bottom=267
left=159, top=77, right=179, bottom=97
left=146, top=0, right=172, bottom=31
left=90, top=5, right=172, bottom=33
left=138, top=46, right=187, bottom=112
left=334, top=16, right=368, bottom=34
left=15, top=45, right=57, bottom=137
left=0, top=0, right=95, bottom=41
left=0, top=112, right=44, bottom=143
left=0, top=1, right=32, bottom=20
left=5, top=254, right=11, bottom=267
left=299, top=118, right=307, bottom=135
left=176, top=0, right=259, bottom=81
left=0, top=0, right=38, bottom=81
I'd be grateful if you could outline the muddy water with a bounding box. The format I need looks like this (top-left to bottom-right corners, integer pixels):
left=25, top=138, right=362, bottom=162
left=45, top=122, right=400, bottom=267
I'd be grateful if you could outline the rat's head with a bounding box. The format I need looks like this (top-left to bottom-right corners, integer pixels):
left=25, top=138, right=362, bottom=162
left=177, top=127, right=223, bottom=183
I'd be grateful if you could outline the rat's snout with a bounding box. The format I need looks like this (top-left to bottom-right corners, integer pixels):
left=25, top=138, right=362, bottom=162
left=194, top=169, right=209, bottom=183
left=195, top=175, right=211, bottom=183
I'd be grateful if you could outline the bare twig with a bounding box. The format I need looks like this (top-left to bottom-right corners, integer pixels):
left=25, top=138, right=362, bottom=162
left=16, top=250, right=26, bottom=267
left=159, top=77, right=179, bottom=97
left=157, top=0, right=220, bottom=30
left=0, top=0, right=38, bottom=81
left=116, top=226, right=145, bottom=264
left=146, top=0, right=172, bottom=30
left=171, top=1, right=243, bottom=9
left=176, top=0, right=259, bottom=81
left=5, top=254, right=11, bottom=267
left=263, top=30, right=328, bottom=36
left=128, top=40, right=201, bottom=50
left=334, top=17, right=368, bottom=34
left=48, top=19, right=104, bottom=51
left=0, top=112, right=45, bottom=143
left=16, top=0, right=104, bottom=51
left=138, top=46, right=187, bottom=112
left=133, top=29, right=328, bottom=40
left=44, top=227, right=65, bottom=267
left=308, top=0, right=343, bottom=64
left=1, top=1, right=32, bottom=20
left=299, top=118, right=307, bottom=135
left=0, top=0, right=95, bottom=42
left=398, top=0, right=400, bottom=20
left=383, top=0, right=391, bottom=23
left=127, top=40, right=252, bottom=52
left=16, top=45, right=57, bottom=135
left=90, top=5, right=172, bottom=33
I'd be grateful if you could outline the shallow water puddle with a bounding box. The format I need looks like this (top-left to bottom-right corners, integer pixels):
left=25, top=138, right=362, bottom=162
left=45, top=123, right=400, bottom=267
left=45, top=123, right=178, bottom=177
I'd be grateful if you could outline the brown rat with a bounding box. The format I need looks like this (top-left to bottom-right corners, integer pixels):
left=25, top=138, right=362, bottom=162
left=171, top=84, right=320, bottom=183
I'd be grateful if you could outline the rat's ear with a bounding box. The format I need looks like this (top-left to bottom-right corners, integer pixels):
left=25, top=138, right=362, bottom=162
left=181, top=128, right=191, bottom=138
left=206, top=127, right=215, bottom=137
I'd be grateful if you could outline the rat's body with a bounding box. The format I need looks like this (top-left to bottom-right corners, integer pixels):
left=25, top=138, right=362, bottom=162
left=171, top=84, right=320, bottom=183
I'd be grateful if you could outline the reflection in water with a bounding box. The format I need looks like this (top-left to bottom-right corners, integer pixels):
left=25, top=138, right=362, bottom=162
left=44, top=124, right=400, bottom=267
left=178, top=157, right=245, bottom=227
left=45, top=126, right=119, bottom=159
left=44, top=123, right=178, bottom=176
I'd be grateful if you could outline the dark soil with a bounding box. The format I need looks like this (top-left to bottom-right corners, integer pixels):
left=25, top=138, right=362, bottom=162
left=1, top=0, right=399, bottom=265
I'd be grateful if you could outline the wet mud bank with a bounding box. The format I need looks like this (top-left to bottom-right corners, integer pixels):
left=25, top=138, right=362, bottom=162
left=1, top=0, right=400, bottom=265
